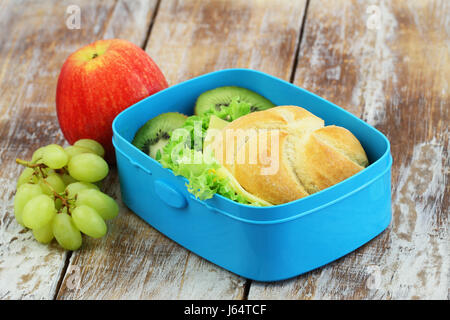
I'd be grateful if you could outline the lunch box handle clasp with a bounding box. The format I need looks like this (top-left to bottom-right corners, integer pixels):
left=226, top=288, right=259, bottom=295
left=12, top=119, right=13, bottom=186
left=154, top=179, right=187, bottom=209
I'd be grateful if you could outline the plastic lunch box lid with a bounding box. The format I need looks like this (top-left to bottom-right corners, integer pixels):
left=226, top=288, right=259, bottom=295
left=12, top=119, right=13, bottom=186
left=112, top=68, right=392, bottom=224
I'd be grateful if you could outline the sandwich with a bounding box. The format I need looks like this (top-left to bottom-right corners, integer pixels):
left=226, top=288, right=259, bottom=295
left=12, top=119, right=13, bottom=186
left=132, top=87, right=369, bottom=206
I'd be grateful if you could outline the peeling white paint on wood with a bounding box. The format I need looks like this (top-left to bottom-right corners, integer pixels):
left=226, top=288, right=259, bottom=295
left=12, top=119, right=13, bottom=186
left=350, top=0, right=398, bottom=126
left=249, top=0, right=449, bottom=300
left=382, top=139, right=448, bottom=299
left=146, top=0, right=307, bottom=85
left=0, top=0, right=157, bottom=300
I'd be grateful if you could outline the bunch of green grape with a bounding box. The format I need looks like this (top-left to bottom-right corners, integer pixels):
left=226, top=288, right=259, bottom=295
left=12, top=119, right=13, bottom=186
left=14, top=139, right=119, bottom=250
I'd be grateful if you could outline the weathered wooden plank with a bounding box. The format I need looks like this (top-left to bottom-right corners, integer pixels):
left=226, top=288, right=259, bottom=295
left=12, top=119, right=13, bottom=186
left=147, top=0, right=307, bottom=85
left=57, top=0, right=308, bottom=299
left=248, top=0, right=449, bottom=299
left=0, top=0, right=157, bottom=299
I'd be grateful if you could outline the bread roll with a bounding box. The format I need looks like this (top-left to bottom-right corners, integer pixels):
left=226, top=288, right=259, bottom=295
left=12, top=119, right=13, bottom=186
left=211, top=106, right=369, bottom=205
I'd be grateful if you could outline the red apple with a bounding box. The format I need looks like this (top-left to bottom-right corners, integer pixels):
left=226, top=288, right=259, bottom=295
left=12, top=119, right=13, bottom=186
left=56, top=39, right=168, bottom=162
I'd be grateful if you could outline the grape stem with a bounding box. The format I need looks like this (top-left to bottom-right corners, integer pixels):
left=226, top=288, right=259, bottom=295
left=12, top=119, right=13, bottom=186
left=38, top=166, right=48, bottom=179
left=39, top=178, right=72, bottom=215
left=16, top=158, right=41, bottom=168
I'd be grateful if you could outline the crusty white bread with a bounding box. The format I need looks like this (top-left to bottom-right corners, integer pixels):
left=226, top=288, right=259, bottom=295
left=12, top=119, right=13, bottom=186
left=211, top=106, right=369, bottom=204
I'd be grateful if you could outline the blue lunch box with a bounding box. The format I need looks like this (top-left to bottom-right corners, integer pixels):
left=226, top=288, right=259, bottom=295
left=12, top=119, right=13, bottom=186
left=112, top=69, right=392, bottom=282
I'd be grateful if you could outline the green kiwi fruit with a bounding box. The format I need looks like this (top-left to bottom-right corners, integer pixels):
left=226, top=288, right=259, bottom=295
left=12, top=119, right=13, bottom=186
left=132, top=112, right=187, bottom=159
left=194, top=86, right=275, bottom=116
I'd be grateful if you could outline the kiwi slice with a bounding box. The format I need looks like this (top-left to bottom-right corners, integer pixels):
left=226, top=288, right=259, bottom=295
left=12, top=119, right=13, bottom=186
left=132, top=112, right=187, bottom=159
left=194, top=86, right=275, bottom=116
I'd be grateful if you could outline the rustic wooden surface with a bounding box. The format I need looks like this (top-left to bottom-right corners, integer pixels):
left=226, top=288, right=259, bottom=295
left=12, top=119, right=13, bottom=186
left=249, top=0, right=449, bottom=300
left=0, top=0, right=448, bottom=300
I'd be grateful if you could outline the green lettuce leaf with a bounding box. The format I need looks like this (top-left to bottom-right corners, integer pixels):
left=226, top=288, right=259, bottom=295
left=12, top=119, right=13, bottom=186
left=157, top=98, right=270, bottom=206
left=203, top=96, right=251, bottom=122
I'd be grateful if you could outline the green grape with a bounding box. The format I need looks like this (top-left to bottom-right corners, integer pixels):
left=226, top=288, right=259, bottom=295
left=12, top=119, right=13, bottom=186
left=60, top=172, right=77, bottom=186
left=64, top=145, right=91, bottom=159
left=73, top=139, right=105, bottom=157
left=41, top=144, right=69, bottom=169
left=52, top=212, right=82, bottom=250
left=76, top=189, right=119, bottom=220
left=14, top=183, right=43, bottom=226
left=54, top=198, right=62, bottom=210
left=31, top=146, right=46, bottom=163
left=22, top=194, right=56, bottom=229
left=67, top=153, right=109, bottom=183
left=72, top=205, right=107, bottom=238
left=32, top=223, right=54, bottom=244
left=39, top=173, right=66, bottom=195
left=65, top=181, right=99, bottom=199
left=17, top=167, right=38, bottom=187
